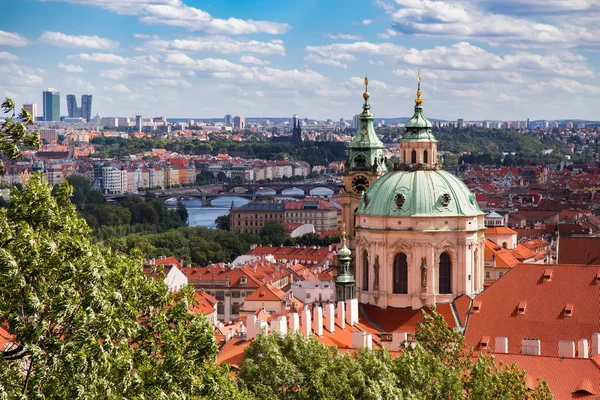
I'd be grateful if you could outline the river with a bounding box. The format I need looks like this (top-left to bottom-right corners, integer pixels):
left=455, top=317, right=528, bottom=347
left=167, top=187, right=335, bottom=228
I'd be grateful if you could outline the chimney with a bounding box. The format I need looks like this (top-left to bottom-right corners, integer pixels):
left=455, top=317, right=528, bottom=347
left=336, top=301, right=346, bottom=330
left=521, top=338, right=541, bottom=356
left=312, top=306, right=323, bottom=336
left=324, top=303, right=335, bottom=333
left=578, top=339, right=589, bottom=359
left=346, top=298, right=358, bottom=326
left=351, top=331, right=366, bottom=349
left=289, top=312, right=300, bottom=333
left=271, top=315, right=288, bottom=337
left=495, top=337, right=508, bottom=353
left=592, top=333, right=600, bottom=357
left=558, top=340, right=575, bottom=358
left=301, top=307, right=311, bottom=338
left=364, top=333, right=373, bottom=350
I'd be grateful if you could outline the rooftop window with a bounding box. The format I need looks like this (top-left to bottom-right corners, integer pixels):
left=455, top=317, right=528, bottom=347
left=564, top=303, right=574, bottom=316
left=517, top=301, right=527, bottom=315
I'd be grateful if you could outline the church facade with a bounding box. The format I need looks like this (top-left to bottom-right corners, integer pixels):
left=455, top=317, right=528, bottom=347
left=341, top=76, right=486, bottom=310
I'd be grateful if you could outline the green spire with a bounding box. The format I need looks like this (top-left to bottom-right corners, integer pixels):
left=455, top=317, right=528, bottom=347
left=347, top=77, right=387, bottom=172
left=335, top=227, right=355, bottom=301
left=403, top=71, right=436, bottom=143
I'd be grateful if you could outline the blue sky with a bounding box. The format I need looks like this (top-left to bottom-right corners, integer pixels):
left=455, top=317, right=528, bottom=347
left=1, top=0, right=600, bottom=121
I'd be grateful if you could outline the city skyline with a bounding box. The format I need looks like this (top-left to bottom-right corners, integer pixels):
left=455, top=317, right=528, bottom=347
left=2, top=0, right=600, bottom=120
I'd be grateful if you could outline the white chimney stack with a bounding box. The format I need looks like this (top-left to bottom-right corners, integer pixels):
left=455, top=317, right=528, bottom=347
left=289, top=312, right=300, bottom=333
left=312, top=306, right=323, bottom=336
left=301, top=307, right=311, bottom=338
left=324, top=303, right=335, bottom=333
left=578, top=339, right=589, bottom=359
left=495, top=337, right=508, bottom=354
left=558, top=340, right=575, bottom=358
left=364, top=333, right=373, bottom=350
left=592, top=333, right=600, bottom=357
left=352, top=331, right=366, bottom=349
left=346, top=298, right=358, bottom=326
left=337, top=301, right=346, bottom=330
left=271, top=315, right=288, bottom=336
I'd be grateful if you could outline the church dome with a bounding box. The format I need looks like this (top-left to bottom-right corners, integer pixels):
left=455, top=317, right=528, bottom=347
left=357, top=169, right=482, bottom=218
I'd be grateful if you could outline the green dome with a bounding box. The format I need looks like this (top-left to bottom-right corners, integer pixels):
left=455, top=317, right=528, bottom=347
left=403, top=103, right=436, bottom=142
left=357, top=170, right=482, bottom=217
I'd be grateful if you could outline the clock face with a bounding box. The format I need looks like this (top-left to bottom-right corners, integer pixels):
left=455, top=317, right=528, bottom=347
left=351, top=175, right=369, bottom=193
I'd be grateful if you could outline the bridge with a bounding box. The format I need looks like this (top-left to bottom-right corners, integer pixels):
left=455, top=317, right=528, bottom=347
left=105, top=181, right=340, bottom=205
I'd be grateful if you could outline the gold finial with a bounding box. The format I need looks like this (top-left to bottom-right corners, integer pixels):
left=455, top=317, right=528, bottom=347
left=363, top=75, right=370, bottom=100
left=415, top=70, right=423, bottom=105
left=342, top=223, right=346, bottom=239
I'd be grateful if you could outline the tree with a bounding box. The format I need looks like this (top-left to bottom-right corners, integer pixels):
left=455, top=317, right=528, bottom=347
left=259, top=221, right=286, bottom=246
left=0, top=98, right=41, bottom=173
left=215, top=214, right=230, bottom=231
left=237, top=308, right=552, bottom=399
left=0, top=175, right=243, bottom=398
left=176, top=201, right=189, bottom=225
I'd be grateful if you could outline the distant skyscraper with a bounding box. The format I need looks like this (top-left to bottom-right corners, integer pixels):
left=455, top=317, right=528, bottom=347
left=352, top=114, right=359, bottom=130
left=224, top=114, right=232, bottom=125
left=233, top=116, right=245, bottom=130
left=81, top=95, right=92, bottom=122
left=457, top=118, right=464, bottom=129
left=22, top=103, right=37, bottom=121
left=66, top=94, right=79, bottom=118
left=135, top=115, right=142, bottom=132
left=43, top=89, right=60, bottom=121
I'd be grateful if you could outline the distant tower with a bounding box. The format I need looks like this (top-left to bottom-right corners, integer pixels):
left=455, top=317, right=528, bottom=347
left=135, top=115, right=143, bottom=132
left=43, top=89, right=60, bottom=121
left=23, top=103, right=37, bottom=120
left=224, top=114, right=232, bottom=125
left=66, top=94, right=78, bottom=118
left=292, top=114, right=302, bottom=142
left=81, top=95, right=92, bottom=122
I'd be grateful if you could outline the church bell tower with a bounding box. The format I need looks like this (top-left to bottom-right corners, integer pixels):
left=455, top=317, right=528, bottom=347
left=341, top=77, right=387, bottom=251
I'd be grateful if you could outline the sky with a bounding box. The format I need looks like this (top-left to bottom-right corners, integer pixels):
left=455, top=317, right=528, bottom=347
left=1, top=0, right=600, bottom=121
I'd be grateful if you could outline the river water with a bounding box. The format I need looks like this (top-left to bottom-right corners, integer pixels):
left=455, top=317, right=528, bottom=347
left=167, top=187, right=335, bottom=228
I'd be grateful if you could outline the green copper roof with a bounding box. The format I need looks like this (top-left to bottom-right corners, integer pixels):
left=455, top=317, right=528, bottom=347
left=402, top=77, right=436, bottom=143
left=349, top=98, right=385, bottom=150
left=357, top=170, right=483, bottom=218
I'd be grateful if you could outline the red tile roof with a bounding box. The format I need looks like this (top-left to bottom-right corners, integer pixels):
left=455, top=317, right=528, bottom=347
left=484, top=240, right=520, bottom=268
left=359, top=303, right=458, bottom=333
left=464, top=264, right=600, bottom=357
left=558, top=237, right=600, bottom=265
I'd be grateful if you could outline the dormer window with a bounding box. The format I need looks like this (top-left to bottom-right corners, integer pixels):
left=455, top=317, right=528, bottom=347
left=240, top=277, right=247, bottom=285
left=480, top=336, right=490, bottom=349
left=472, top=301, right=481, bottom=313
left=517, top=301, right=527, bottom=315
left=564, top=304, right=574, bottom=316
left=543, top=269, right=552, bottom=281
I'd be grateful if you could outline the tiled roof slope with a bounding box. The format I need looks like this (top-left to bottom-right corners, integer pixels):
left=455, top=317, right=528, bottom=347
left=464, top=264, right=600, bottom=357
left=558, top=237, right=600, bottom=265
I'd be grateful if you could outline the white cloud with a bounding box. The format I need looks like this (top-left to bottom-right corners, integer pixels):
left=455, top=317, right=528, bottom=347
left=0, top=30, right=29, bottom=47
left=347, top=76, right=388, bottom=90
left=72, top=53, right=128, bottom=65
left=239, top=56, right=270, bottom=65
left=386, top=0, right=600, bottom=48
left=377, top=29, right=400, bottom=39
left=304, top=54, right=348, bottom=69
left=0, top=52, right=19, bottom=61
left=362, top=19, right=373, bottom=25
left=50, top=0, right=290, bottom=35
left=326, top=33, right=362, bottom=40
left=111, top=83, right=131, bottom=94
left=369, top=60, right=384, bottom=66
left=145, top=36, right=285, bottom=55
left=40, top=31, right=119, bottom=49
left=58, top=63, right=84, bottom=72
left=305, top=41, right=405, bottom=58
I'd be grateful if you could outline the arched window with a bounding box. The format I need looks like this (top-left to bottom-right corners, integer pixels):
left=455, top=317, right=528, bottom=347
left=393, top=253, right=408, bottom=294
left=439, top=252, right=452, bottom=294
left=411, top=150, right=417, bottom=164
left=423, top=150, right=428, bottom=164
left=363, top=250, right=369, bottom=291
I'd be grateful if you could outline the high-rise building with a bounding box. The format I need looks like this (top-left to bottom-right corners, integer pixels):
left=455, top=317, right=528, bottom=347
left=66, top=94, right=79, bottom=118
left=457, top=118, right=464, bottom=129
left=81, top=95, right=92, bottom=122
left=352, top=114, right=359, bottom=130
left=233, top=116, right=245, bottom=130
left=43, top=89, right=60, bottom=121
left=22, top=103, right=37, bottom=121
left=136, top=115, right=143, bottom=132
left=224, top=114, right=232, bottom=125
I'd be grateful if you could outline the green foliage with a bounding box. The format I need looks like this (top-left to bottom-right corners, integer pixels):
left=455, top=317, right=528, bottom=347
left=66, top=174, right=106, bottom=208
left=0, top=98, right=41, bottom=174
left=259, top=221, right=286, bottom=246
left=215, top=214, right=231, bottom=231
left=285, top=232, right=341, bottom=247
left=238, top=309, right=552, bottom=400
left=0, top=174, right=241, bottom=398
